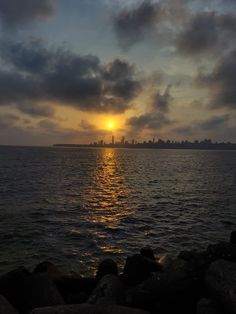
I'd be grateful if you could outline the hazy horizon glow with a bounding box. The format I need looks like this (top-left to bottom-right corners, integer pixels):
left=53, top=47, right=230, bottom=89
left=0, top=0, right=235, bottom=145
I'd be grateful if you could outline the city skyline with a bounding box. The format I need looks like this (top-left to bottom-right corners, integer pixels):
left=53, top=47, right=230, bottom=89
left=54, top=133, right=236, bottom=150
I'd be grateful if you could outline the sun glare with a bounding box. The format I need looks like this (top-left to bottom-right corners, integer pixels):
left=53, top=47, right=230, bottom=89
left=107, top=122, right=114, bottom=130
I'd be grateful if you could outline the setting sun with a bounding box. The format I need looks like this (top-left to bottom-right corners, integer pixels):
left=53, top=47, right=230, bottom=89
left=107, top=122, right=114, bottom=130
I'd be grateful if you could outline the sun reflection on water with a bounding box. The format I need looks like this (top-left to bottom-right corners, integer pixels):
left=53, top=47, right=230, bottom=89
left=84, top=149, right=133, bottom=254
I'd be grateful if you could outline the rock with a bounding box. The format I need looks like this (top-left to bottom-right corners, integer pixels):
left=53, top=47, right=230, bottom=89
left=197, top=298, right=223, bottom=314
left=125, top=285, right=158, bottom=312
left=140, top=247, right=155, bottom=261
left=206, top=242, right=236, bottom=263
left=178, top=250, right=210, bottom=283
left=230, top=232, right=236, bottom=245
left=88, top=274, right=124, bottom=305
left=122, top=254, right=161, bottom=285
left=54, top=276, right=96, bottom=304
left=65, top=291, right=88, bottom=304
left=0, top=295, right=18, bottom=314
left=206, top=259, right=236, bottom=314
left=96, top=259, right=118, bottom=281
left=34, top=261, right=62, bottom=280
left=30, top=303, right=150, bottom=314
left=178, top=250, right=206, bottom=262
left=157, top=255, right=174, bottom=271
left=0, top=267, right=30, bottom=313
left=24, top=273, right=65, bottom=311
left=140, top=259, right=203, bottom=314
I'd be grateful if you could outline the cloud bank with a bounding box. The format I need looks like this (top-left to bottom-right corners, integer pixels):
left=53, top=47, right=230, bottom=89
left=126, top=85, right=173, bottom=131
left=0, top=0, right=56, bottom=27
left=0, top=40, right=141, bottom=116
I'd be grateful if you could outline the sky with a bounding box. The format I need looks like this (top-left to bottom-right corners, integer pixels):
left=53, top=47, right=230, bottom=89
left=0, top=0, right=235, bottom=145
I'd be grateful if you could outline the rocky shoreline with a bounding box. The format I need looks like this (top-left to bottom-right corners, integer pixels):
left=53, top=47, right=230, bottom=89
left=1, top=232, right=236, bottom=314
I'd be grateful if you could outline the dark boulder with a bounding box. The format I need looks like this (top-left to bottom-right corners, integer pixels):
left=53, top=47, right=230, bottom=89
left=206, top=259, right=236, bottom=314
left=178, top=250, right=210, bottom=282
left=230, top=231, right=236, bottom=245
left=125, top=285, right=160, bottom=312
left=0, top=267, right=30, bottom=313
left=34, top=261, right=62, bottom=280
left=122, top=254, right=161, bottom=285
left=140, top=258, right=203, bottom=314
left=197, top=298, right=223, bottom=314
left=140, top=247, right=155, bottom=261
left=0, top=295, right=18, bottom=314
left=206, top=242, right=236, bottom=263
left=54, top=276, right=96, bottom=304
left=24, top=273, right=65, bottom=311
left=178, top=250, right=206, bottom=263
left=96, top=259, right=118, bottom=281
left=88, top=274, right=124, bottom=305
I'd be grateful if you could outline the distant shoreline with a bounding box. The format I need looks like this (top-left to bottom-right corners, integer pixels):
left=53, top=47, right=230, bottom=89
left=53, top=143, right=236, bottom=150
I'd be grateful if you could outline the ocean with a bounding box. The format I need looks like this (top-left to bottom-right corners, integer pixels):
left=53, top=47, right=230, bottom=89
left=0, top=146, right=236, bottom=275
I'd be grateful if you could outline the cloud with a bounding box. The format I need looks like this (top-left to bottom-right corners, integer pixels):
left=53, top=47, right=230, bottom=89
left=196, top=50, right=236, bottom=109
left=113, top=0, right=161, bottom=49
left=0, top=0, right=56, bottom=27
left=112, top=0, right=192, bottom=50
left=38, top=119, right=59, bottom=130
left=0, top=113, right=19, bottom=129
left=113, top=0, right=236, bottom=56
left=126, top=85, right=173, bottom=130
left=0, top=40, right=141, bottom=115
left=18, top=103, right=55, bottom=117
left=0, top=39, right=53, bottom=72
left=177, top=12, right=236, bottom=56
left=174, top=114, right=230, bottom=135
left=126, top=112, right=171, bottom=130
left=152, top=84, right=172, bottom=112
left=79, top=120, right=96, bottom=130
left=196, top=114, right=230, bottom=130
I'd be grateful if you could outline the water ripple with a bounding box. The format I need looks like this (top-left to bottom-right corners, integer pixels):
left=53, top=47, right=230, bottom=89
left=0, top=147, right=236, bottom=274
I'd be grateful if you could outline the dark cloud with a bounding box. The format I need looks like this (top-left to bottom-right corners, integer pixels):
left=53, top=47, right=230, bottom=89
left=0, top=39, right=53, bottom=72
left=0, top=113, right=19, bottom=129
left=196, top=50, right=236, bottom=109
left=17, top=103, right=55, bottom=117
left=127, top=112, right=171, bottom=130
left=113, top=0, right=236, bottom=55
left=37, top=119, right=84, bottom=141
left=80, top=120, right=96, bottom=130
left=0, top=0, right=56, bottom=27
left=103, top=59, right=140, bottom=100
left=112, top=0, right=192, bottom=50
left=152, top=85, right=172, bottom=112
left=174, top=125, right=195, bottom=136
left=126, top=85, right=173, bottom=130
left=38, top=119, right=59, bottom=130
left=0, top=40, right=141, bottom=115
left=196, top=114, right=230, bottom=130
left=177, top=12, right=236, bottom=55
left=103, top=59, right=135, bottom=81
left=114, top=0, right=161, bottom=49
left=174, top=114, right=230, bottom=135
left=0, top=66, right=54, bottom=117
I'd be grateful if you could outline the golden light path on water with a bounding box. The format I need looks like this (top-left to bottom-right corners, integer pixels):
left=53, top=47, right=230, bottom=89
left=81, top=149, right=134, bottom=258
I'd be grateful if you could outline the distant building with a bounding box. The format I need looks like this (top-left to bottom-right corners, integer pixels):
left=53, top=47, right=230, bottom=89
left=112, top=135, right=115, bottom=145
left=121, top=136, right=125, bottom=144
